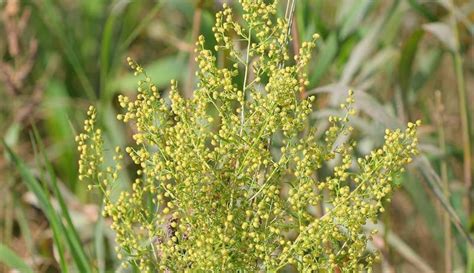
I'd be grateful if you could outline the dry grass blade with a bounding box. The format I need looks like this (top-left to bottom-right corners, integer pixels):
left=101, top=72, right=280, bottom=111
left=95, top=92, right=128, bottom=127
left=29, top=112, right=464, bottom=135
left=415, top=156, right=474, bottom=247
left=368, top=223, right=435, bottom=273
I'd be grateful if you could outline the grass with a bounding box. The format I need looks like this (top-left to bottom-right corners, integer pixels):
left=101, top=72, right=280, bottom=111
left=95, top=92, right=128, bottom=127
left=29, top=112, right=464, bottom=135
left=0, top=243, right=34, bottom=273
left=0, top=0, right=473, bottom=272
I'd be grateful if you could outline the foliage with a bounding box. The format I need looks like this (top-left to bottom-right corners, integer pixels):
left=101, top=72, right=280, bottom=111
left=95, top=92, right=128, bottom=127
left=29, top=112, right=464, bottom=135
left=77, top=1, right=419, bottom=271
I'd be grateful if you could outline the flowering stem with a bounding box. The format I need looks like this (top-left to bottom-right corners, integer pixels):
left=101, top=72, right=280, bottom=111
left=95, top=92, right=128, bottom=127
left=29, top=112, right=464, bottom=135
left=240, top=27, right=251, bottom=135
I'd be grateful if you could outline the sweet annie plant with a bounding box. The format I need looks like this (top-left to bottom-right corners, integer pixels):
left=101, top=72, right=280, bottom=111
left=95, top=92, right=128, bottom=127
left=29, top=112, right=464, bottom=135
left=76, top=0, right=419, bottom=271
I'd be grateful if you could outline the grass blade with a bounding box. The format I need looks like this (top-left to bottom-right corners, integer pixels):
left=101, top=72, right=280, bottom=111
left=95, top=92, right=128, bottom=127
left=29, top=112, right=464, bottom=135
left=415, top=156, right=474, bottom=246
left=118, top=2, right=163, bottom=53
left=32, top=0, right=96, bottom=100
left=0, top=244, right=34, bottom=273
left=100, top=12, right=118, bottom=99
left=95, top=209, right=106, bottom=273
left=309, top=33, right=337, bottom=85
left=368, top=223, right=435, bottom=273
left=422, top=22, right=456, bottom=51
left=2, top=140, right=70, bottom=273
left=31, top=128, right=93, bottom=273
left=339, top=0, right=373, bottom=39
left=407, top=0, right=437, bottom=21
left=398, top=29, right=423, bottom=94
left=3, top=137, right=94, bottom=273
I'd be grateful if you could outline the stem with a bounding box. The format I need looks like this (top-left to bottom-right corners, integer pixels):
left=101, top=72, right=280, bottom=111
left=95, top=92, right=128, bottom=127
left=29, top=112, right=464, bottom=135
left=449, top=1, right=472, bottom=215
left=453, top=53, right=471, bottom=204
left=240, top=27, right=252, bottom=135
left=275, top=156, right=385, bottom=270
left=435, top=90, right=452, bottom=273
left=291, top=18, right=305, bottom=99
left=184, top=0, right=203, bottom=98
left=286, top=0, right=296, bottom=36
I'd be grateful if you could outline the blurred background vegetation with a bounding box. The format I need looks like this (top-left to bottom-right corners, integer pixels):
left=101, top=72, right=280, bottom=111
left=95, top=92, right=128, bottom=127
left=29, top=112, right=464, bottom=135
left=0, top=0, right=473, bottom=272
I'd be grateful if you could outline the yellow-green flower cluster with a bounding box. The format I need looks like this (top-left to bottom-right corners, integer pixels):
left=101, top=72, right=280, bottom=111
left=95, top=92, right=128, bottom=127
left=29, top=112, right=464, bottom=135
left=77, top=1, right=419, bottom=272
left=76, top=106, right=104, bottom=186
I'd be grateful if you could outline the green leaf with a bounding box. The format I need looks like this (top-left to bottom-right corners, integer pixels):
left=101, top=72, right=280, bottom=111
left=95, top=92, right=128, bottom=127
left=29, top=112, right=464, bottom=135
left=339, top=0, right=373, bottom=39
left=0, top=244, right=34, bottom=273
left=118, top=2, right=163, bottom=53
left=112, top=55, right=186, bottom=93
left=12, top=194, right=37, bottom=259
left=4, top=122, right=21, bottom=147
left=43, top=81, right=77, bottom=187
left=407, top=0, right=437, bottom=21
left=356, top=48, right=397, bottom=83
left=339, top=17, right=383, bottom=85
left=309, top=33, right=338, bottom=85
left=100, top=7, right=120, bottom=99
left=412, top=48, right=443, bottom=92
left=398, top=29, right=423, bottom=93
left=33, top=0, right=96, bottom=99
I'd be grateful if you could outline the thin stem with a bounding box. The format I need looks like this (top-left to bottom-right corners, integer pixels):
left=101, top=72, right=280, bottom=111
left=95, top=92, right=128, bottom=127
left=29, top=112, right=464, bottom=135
left=448, top=0, right=472, bottom=215
left=184, top=0, right=204, bottom=98
left=453, top=53, right=471, bottom=204
left=275, top=155, right=386, bottom=270
left=279, top=0, right=296, bottom=69
left=240, top=27, right=252, bottom=135
left=435, top=90, right=452, bottom=273
left=284, top=0, right=296, bottom=42
left=291, top=16, right=304, bottom=98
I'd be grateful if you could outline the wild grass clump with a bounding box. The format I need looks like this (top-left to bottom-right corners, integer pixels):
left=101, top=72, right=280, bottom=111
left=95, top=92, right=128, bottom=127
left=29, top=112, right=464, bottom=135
left=76, top=0, right=419, bottom=271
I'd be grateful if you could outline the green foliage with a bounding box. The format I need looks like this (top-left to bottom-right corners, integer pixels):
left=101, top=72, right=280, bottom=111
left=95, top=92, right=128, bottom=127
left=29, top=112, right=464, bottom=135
left=3, top=137, right=92, bottom=273
left=0, top=244, right=34, bottom=273
left=76, top=1, right=420, bottom=271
